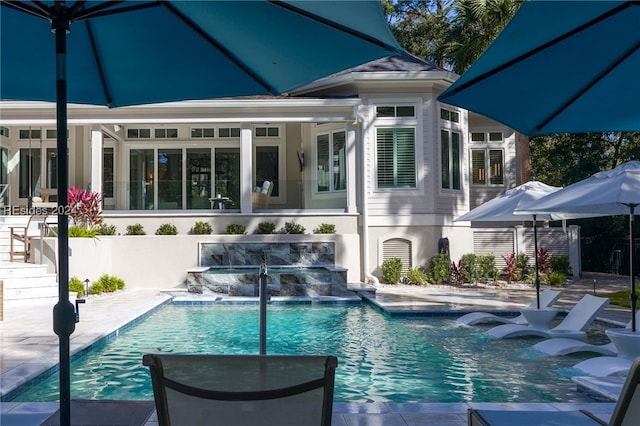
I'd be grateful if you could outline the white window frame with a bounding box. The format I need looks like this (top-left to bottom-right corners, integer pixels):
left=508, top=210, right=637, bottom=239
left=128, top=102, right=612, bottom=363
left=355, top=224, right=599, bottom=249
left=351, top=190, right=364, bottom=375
left=315, top=129, right=347, bottom=194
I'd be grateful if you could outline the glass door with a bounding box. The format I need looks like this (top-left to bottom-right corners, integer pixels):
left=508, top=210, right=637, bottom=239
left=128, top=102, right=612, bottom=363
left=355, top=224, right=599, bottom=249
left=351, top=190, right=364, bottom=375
left=214, top=148, right=240, bottom=209
left=129, top=149, right=154, bottom=210
left=157, top=149, right=182, bottom=210
left=187, top=148, right=211, bottom=209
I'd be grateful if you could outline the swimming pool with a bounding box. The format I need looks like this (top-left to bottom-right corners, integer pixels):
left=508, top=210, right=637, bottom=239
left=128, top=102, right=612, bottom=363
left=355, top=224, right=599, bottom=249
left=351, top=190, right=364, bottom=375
left=12, top=304, right=599, bottom=403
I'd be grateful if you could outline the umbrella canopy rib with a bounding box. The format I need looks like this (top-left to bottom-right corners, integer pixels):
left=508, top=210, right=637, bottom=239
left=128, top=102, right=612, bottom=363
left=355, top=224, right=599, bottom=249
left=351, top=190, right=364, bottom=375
left=84, top=20, right=113, bottom=106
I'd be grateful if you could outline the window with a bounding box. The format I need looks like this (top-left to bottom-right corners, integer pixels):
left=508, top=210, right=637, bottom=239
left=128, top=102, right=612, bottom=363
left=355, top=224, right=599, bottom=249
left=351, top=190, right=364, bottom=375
left=255, top=126, right=279, bottom=137
left=440, top=108, right=460, bottom=123
left=219, top=127, right=240, bottom=138
left=316, top=131, right=346, bottom=193
left=19, top=129, right=41, bottom=139
left=471, top=131, right=503, bottom=143
left=46, top=148, right=57, bottom=189
left=127, top=128, right=151, bottom=139
left=191, top=128, right=215, bottom=138
left=0, top=127, right=9, bottom=138
left=376, top=105, right=415, bottom=118
left=471, top=149, right=504, bottom=185
left=255, top=146, right=279, bottom=197
left=19, top=148, right=40, bottom=198
left=103, top=147, right=114, bottom=198
left=155, top=128, right=178, bottom=139
left=441, top=130, right=461, bottom=190
left=376, top=128, right=416, bottom=189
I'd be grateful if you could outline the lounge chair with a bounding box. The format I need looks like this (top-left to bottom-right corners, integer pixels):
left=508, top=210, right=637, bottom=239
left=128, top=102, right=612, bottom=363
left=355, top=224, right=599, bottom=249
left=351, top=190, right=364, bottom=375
left=468, top=355, right=640, bottom=425
left=457, top=289, right=562, bottom=325
left=252, top=180, right=273, bottom=209
left=484, top=294, right=609, bottom=340
left=143, top=354, right=337, bottom=426
left=571, top=328, right=640, bottom=377
left=531, top=310, right=640, bottom=357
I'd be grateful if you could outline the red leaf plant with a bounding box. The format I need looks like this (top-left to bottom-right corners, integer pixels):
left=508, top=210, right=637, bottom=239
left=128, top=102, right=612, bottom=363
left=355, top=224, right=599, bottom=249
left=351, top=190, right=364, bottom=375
left=67, top=187, right=104, bottom=228
left=502, top=252, right=517, bottom=284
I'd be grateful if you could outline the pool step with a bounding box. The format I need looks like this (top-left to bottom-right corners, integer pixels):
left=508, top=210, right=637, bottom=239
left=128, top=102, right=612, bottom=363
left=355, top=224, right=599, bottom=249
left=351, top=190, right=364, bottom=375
left=0, top=262, right=58, bottom=305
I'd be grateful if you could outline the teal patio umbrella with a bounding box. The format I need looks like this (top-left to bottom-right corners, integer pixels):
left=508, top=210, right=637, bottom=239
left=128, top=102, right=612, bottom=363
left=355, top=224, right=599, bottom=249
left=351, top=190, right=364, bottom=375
left=0, top=1, right=401, bottom=423
left=438, top=1, right=640, bottom=137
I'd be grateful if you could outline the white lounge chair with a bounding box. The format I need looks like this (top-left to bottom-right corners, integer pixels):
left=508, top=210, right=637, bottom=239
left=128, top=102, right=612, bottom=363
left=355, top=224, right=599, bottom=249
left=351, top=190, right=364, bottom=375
left=468, top=355, right=640, bottom=426
left=457, top=289, right=562, bottom=325
left=571, top=328, right=640, bottom=377
left=531, top=310, right=640, bottom=357
left=484, top=294, right=609, bottom=340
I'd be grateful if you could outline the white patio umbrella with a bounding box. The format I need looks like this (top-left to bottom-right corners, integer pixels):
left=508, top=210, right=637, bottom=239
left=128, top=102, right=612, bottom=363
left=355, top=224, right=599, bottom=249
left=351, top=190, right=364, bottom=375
left=516, top=161, right=640, bottom=331
left=456, top=181, right=561, bottom=308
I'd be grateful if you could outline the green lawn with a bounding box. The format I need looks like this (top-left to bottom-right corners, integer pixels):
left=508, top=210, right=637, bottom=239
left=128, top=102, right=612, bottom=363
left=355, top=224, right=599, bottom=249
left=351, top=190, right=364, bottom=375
left=605, top=290, right=639, bottom=309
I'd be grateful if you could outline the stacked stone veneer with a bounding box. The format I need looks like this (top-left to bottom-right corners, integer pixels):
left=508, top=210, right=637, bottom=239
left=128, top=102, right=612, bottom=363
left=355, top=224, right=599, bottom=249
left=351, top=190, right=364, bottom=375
left=187, top=242, right=347, bottom=297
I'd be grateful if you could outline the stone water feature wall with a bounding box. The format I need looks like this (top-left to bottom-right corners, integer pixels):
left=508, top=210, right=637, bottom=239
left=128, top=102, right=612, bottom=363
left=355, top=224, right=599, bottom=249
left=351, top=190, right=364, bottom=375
left=187, top=242, right=346, bottom=296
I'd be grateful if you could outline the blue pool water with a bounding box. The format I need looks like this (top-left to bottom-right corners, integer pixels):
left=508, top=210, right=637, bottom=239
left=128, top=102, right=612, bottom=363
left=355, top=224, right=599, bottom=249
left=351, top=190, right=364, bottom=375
left=13, top=304, right=598, bottom=403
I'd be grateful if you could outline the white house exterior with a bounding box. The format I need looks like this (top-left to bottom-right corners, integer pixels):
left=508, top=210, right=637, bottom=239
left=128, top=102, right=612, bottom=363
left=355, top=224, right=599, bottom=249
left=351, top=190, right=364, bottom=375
left=0, top=53, right=580, bottom=287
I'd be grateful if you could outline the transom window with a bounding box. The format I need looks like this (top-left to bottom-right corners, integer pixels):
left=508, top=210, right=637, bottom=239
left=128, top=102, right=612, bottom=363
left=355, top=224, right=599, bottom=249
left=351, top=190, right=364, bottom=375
left=219, top=127, right=240, bottom=138
left=376, top=127, right=416, bottom=189
left=471, top=149, right=504, bottom=186
left=19, top=129, right=41, bottom=139
left=471, top=131, right=503, bottom=143
left=376, top=105, right=415, bottom=118
left=191, top=128, right=215, bottom=138
left=440, top=108, right=460, bottom=123
left=155, top=128, right=178, bottom=139
left=255, top=126, right=279, bottom=137
left=127, top=128, right=151, bottom=139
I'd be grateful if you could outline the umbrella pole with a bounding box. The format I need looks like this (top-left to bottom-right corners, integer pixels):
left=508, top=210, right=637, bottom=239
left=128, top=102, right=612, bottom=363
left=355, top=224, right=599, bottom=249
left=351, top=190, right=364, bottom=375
left=630, top=206, right=637, bottom=332
left=533, top=215, right=540, bottom=309
left=51, top=9, right=75, bottom=426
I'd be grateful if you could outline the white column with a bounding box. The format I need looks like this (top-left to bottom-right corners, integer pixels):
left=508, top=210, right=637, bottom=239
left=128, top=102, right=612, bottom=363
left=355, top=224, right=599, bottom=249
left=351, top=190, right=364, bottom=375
left=90, top=127, right=103, bottom=199
left=568, top=225, right=581, bottom=278
left=346, top=123, right=358, bottom=213
left=240, top=124, right=253, bottom=213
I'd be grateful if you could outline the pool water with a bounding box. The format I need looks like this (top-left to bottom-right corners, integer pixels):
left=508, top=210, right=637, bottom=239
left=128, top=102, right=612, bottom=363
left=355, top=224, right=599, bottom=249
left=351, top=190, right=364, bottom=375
left=13, top=304, right=598, bottom=402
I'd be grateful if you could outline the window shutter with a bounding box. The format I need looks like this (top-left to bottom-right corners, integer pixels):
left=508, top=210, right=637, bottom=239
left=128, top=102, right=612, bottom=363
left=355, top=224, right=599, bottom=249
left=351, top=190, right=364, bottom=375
left=377, top=128, right=415, bottom=188
left=471, top=150, right=486, bottom=185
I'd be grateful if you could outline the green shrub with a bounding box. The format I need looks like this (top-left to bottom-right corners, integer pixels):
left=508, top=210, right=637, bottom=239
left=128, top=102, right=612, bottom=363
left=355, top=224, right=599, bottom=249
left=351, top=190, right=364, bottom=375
left=190, top=221, right=212, bottom=235
left=381, top=257, right=403, bottom=284
left=427, top=254, right=450, bottom=284
left=96, top=273, right=126, bottom=292
left=225, top=223, right=246, bottom=235
left=314, top=223, right=335, bottom=234
left=515, top=252, right=531, bottom=281
left=95, top=223, right=117, bottom=235
left=405, top=267, right=428, bottom=285
left=89, top=281, right=103, bottom=295
left=255, top=222, right=276, bottom=234
left=548, top=271, right=567, bottom=286
left=126, top=223, right=146, bottom=235
left=156, top=223, right=178, bottom=235
left=477, top=254, right=498, bottom=281
left=459, top=253, right=479, bottom=283
left=284, top=222, right=306, bottom=234
left=69, top=276, right=85, bottom=298
left=49, top=225, right=98, bottom=238
left=551, top=255, right=571, bottom=275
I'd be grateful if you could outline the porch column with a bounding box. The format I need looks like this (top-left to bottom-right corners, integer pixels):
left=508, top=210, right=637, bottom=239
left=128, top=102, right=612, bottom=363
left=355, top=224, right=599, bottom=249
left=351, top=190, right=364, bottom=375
left=567, top=225, right=581, bottom=278
left=240, top=124, right=253, bottom=213
left=346, top=123, right=357, bottom=213
left=90, top=127, right=102, bottom=200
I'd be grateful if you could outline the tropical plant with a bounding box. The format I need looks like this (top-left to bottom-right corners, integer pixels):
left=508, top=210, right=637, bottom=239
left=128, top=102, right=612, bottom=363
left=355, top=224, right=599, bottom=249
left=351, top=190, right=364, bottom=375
left=448, top=259, right=464, bottom=285
left=515, top=252, right=531, bottom=281
left=459, top=253, right=478, bottom=283
left=548, top=271, right=567, bottom=286
left=426, top=254, right=450, bottom=284
left=284, top=222, right=306, bottom=234
left=68, top=225, right=99, bottom=238
left=314, top=223, right=336, bottom=234
left=95, top=274, right=125, bottom=293
left=69, top=276, right=85, bottom=298
left=225, top=223, right=246, bottom=235
left=95, top=223, right=117, bottom=235
left=405, top=267, right=428, bottom=285
left=67, top=186, right=104, bottom=228
left=477, top=254, right=497, bottom=281
left=381, top=257, right=403, bottom=284
left=255, top=221, right=276, bottom=234
left=502, top=252, right=517, bottom=284
left=89, top=281, right=103, bottom=295
left=551, top=255, right=571, bottom=275
left=125, top=223, right=145, bottom=235
left=537, top=247, right=551, bottom=275
left=190, top=221, right=212, bottom=235
left=156, top=223, right=178, bottom=235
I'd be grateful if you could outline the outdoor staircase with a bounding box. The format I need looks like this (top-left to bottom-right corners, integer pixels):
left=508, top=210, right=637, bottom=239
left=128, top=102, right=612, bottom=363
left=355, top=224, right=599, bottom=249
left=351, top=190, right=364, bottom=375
left=0, top=215, right=58, bottom=307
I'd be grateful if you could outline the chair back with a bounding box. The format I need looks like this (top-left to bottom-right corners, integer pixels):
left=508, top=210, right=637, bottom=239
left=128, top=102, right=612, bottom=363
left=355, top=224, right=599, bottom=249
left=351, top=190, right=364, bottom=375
left=143, top=354, right=337, bottom=426
left=537, top=289, right=562, bottom=309
left=608, top=355, right=640, bottom=426
left=554, top=294, right=609, bottom=331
